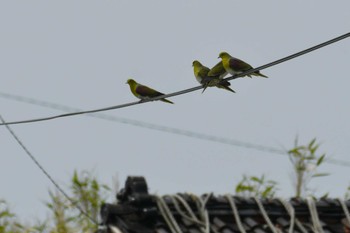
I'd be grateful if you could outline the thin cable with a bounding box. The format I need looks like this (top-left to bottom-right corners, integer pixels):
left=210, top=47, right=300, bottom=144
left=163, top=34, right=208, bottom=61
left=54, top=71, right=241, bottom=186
left=253, top=197, right=279, bottom=233
left=156, top=199, right=178, bottom=233
left=1, top=92, right=350, bottom=167
left=108, top=226, right=123, bottom=233
left=156, top=198, right=177, bottom=233
left=158, top=194, right=210, bottom=233
left=156, top=196, right=183, bottom=233
left=225, top=194, right=246, bottom=233
left=172, top=195, right=204, bottom=226
left=0, top=114, right=97, bottom=225
left=201, top=193, right=212, bottom=209
left=203, top=208, right=209, bottom=233
left=167, top=195, right=204, bottom=228
left=0, top=91, right=283, bottom=154
left=225, top=32, right=350, bottom=82
left=306, top=197, right=324, bottom=233
left=295, top=220, right=309, bottom=233
left=337, top=198, right=350, bottom=226
left=194, top=195, right=210, bottom=233
left=0, top=32, right=349, bottom=127
left=277, top=198, right=296, bottom=233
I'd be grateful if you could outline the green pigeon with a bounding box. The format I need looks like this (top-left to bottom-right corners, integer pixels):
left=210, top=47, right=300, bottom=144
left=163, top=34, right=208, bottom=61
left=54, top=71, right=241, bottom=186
left=192, top=60, right=235, bottom=93
left=126, top=79, right=174, bottom=104
left=192, top=60, right=210, bottom=84
left=218, top=51, right=268, bottom=78
left=207, top=61, right=228, bottom=80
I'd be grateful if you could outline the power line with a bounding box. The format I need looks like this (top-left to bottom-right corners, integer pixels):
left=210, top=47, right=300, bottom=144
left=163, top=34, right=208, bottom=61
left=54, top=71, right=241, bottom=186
left=1, top=92, right=349, bottom=167
left=0, top=32, right=349, bottom=126
left=0, top=115, right=98, bottom=225
left=225, top=32, right=350, bottom=82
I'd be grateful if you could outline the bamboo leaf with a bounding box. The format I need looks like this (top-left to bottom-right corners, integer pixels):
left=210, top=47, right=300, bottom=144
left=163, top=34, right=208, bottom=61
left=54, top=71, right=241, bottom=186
left=262, top=186, right=274, bottom=198
left=250, top=176, right=262, bottom=183
left=312, top=173, right=330, bottom=178
left=238, top=185, right=255, bottom=192
left=309, top=138, right=317, bottom=149
left=235, top=183, right=243, bottom=193
left=310, top=144, right=319, bottom=154
left=317, top=154, right=326, bottom=166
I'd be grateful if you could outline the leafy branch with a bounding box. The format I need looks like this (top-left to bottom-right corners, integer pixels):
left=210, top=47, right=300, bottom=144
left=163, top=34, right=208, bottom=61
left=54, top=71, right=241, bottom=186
left=288, top=138, right=328, bottom=198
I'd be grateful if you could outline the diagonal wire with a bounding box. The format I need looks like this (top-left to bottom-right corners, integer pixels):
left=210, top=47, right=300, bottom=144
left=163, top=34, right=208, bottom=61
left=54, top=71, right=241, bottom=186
left=1, top=91, right=350, bottom=167
left=0, top=114, right=98, bottom=225
left=225, top=32, right=350, bottom=82
left=0, top=32, right=349, bottom=126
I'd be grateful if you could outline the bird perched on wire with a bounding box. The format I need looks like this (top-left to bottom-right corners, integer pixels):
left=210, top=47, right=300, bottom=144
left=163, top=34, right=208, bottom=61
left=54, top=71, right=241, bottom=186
left=126, top=79, right=174, bottom=104
left=218, top=51, right=268, bottom=78
left=192, top=60, right=235, bottom=93
left=207, top=60, right=228, bottom=80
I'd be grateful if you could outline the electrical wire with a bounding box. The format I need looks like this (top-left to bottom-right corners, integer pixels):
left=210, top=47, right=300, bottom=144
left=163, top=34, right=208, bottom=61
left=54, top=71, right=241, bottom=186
left=1, top=91, right=350, bottom=167
left=0, top=32, right=349, bottom=127
left=225, top=32, right=350, bottom=82
left=0, top=114, right=98, bottom=225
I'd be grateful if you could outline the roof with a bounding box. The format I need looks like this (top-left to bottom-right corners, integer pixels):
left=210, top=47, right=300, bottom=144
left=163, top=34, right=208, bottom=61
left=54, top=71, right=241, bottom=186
left=98, top=176, right=350, bottom=233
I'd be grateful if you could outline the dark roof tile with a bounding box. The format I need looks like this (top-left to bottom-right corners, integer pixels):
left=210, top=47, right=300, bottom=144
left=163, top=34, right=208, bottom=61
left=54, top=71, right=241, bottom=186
left=253, top=228, right=267, bottom=233
left=244, top=217, right=259, bottom=228
left=188, top=227, right=202, bottom=233
left=212, top=217, right=227, bottom=230
left=99, top=177, right=350, bottom=233
left=155, top=226, right=169, bottom=233
left=275, top=217, right=289, bottom=228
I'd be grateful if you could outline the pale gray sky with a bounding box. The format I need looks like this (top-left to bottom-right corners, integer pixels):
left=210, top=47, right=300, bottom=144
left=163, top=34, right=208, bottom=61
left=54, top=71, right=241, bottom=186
left=1, top=1, right=350, bottom=220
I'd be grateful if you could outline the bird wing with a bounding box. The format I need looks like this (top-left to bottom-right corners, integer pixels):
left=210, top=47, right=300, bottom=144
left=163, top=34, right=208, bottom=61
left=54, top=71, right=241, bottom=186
left=198, top=66, right=210, bottom=78
left=208, top=61, right=227, bottom=79
left=136, top=84, right=164, bottom=98
left=229, top=57, right=253, bottom=71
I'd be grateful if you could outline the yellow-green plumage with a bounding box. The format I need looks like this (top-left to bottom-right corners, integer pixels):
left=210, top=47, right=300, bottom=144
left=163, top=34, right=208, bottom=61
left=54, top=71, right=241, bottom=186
left=219, top=51, right=268, bottom=78
left=126, top=79, right=174, bottom=104
left=207, top=61, right=228, bottom=79
left=192, top=60, right=235, bottom=93
left=192, top=60, right=210, bottom=84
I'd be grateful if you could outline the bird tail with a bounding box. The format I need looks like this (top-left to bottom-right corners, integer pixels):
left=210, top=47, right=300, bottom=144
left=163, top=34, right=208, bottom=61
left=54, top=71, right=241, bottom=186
left=253, top=71, right=268, bottom=78
left=221, top=85, right=235, bottom=93
left=202, top=78, right=221, bottom=94
left=160, top=98, right=174, bottom=104
left=201, top=77, right=212, bottom=94
left=218, top=80, right=235, bottom=93
left=202, top=83, right=210, bottom=93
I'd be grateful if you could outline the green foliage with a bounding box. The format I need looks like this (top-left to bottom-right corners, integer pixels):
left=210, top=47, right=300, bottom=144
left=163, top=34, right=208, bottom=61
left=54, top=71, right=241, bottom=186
left=44, top=169, right=111, bottom=233
left=0, top=199, right=20, bottom=233
left=69, top=170, right=111, bottom=232
left=235, top=175, right=278, bottom=198
left=288, top=138, right=328, bottom=198
left=0, top=199, right=44, bottom=233
left=0, top=138, right=341, bottom=232
left=345, top=186, right=350, bottom=200
left=46, top=190, right=74, bottom=233
left=0, top=169, right=112, bottom=233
